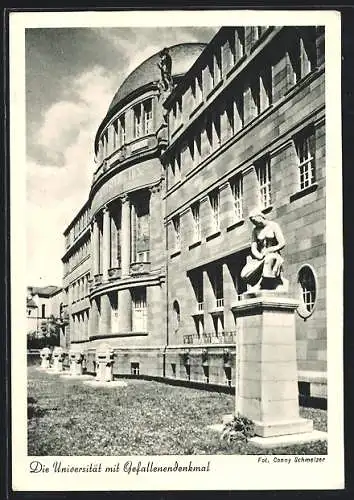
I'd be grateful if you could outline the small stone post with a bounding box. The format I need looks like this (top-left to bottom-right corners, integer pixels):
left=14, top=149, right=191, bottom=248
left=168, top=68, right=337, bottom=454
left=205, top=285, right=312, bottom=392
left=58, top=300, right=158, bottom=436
left=52, top=346, right=65, bottom=373
left=69, top=348, right=85, bottom=376
left=39, top=347, right=51, bottom=369
left=95, top=345, right=115, bottom=382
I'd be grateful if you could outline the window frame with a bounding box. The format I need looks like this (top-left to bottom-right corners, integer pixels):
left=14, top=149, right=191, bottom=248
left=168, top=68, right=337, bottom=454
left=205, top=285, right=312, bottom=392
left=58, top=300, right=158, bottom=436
left=172, top=214, right=181, bottom=251
left=256, top=156, right=272, bottom=210
left=209, top=189, right=220, bottom=232
left=132, top=287, right=147, bottom=332
left=230, top=174, right=244, bottom=222
left=294, top=126, right=316, bottom=191
left=297, top=265, right=317, bottom=318
left=191, top=201, right=201, bottom=242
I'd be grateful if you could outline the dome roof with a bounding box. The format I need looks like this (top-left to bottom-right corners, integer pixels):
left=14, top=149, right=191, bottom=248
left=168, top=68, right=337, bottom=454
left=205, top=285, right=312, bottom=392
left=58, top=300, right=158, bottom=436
left=107, top=42, right=207, bottom=113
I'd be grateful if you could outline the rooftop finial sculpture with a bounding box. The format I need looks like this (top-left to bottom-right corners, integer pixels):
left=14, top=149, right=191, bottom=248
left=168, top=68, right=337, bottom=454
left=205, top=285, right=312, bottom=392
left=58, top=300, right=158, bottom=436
left=157, top=47, right=173, bottom=92
left=240, top=208, right=288, bottom=292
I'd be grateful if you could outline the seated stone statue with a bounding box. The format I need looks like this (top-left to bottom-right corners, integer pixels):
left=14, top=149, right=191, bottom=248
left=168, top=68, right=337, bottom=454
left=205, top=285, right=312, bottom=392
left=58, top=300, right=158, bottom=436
left=240, top=208, right=288, bottom=292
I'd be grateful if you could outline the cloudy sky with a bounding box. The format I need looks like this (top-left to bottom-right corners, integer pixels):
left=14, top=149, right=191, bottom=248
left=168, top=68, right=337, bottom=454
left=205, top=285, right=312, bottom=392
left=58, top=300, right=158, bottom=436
left=25, top=26, right=218, bottom=286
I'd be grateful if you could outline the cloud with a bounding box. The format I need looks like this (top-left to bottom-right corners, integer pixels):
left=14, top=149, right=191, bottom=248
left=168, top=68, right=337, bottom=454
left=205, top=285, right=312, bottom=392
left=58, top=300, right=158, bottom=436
left=35, top=65, right=117, bottom=165
left=27, top=64, right=119, bottom=284
left=26, top=27, right=219, bottom=285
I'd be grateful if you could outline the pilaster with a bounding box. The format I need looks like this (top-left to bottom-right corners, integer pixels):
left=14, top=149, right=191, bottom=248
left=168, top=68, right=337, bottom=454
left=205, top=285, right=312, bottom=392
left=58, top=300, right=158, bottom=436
left=120, top=194, right=131, bottom=277
left=100, top=293, right=112, bottom=336
left=102, top=206, right=111, bottom=280
left=118, top=288, right=132, bottom=332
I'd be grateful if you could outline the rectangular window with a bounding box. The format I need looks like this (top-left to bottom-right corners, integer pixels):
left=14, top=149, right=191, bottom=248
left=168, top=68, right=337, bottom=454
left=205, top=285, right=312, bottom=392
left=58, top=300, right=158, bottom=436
left=192, top=134, right=201, bottom=167
left=143, top=99, right=153, bottom=134
left=191, top=202, right=201, bottom=241
left=119, top=115, right=126, bottom=146
left=41, top=304, right=46, bottom=318
left=170, top=151, right=181, bottom=184
left=288, top=32, right=315, bottom=87
left=174, top=98, right=183, bottom=130
left=213, top=49, right=222, bottom=85
left=211, top=112, right=221, bottom=150
left=256, top=157, right=272, bottom=209
left=113, top=121, right=118, bottom=150
left=133, top=104, right=142, bottom=138
left=181, top=143, right=191, bottom=172
left=257, top=26, right=269, bottom=39
left=171, top=363, right=176, bottom=378
left=259, top=67, right=272, bottom=112
left=172, top=215, right=181, bottom=250
left=131, top=362, right=140, bottom=375
left=235, top=28, right=245, bottom=61
left=210, top=266, right=223, bottom=308
left=193, top=75, right=203, bottom=107
left=230, top=175, right=243, bottom=221
left=190, top=270, right=204, bottom=312
left=131, top=195, right=150, bottom=263
left=132, top=288, right=147, bottom=332
left=294, top=127, right=316, bottom=190
left=209, top=190, right=220, bottom=232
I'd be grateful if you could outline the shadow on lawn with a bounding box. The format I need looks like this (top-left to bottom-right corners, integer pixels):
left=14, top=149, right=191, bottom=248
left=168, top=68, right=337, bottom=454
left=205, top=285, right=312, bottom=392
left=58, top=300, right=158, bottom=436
left=28, top=397, right=56, bottom=420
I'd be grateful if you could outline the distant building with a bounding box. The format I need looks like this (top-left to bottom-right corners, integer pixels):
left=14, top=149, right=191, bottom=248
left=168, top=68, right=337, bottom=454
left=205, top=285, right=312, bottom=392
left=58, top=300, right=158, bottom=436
left=27, top=285, right=63, bottom=340
left=62, top=26, right=326, bottom=398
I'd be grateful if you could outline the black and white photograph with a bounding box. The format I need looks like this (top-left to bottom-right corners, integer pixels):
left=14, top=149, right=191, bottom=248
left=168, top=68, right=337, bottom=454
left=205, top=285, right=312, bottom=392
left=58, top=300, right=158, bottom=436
left=10, top=9, right=343, bottom=491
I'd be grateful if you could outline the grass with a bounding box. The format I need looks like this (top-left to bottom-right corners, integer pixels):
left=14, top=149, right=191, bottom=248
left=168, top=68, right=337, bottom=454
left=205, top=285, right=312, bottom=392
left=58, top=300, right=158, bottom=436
left=28, top=367, right=327, bottom=456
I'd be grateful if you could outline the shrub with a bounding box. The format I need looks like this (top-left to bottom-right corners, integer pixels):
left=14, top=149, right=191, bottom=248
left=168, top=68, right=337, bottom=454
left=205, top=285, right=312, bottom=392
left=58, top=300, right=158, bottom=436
left=221, top=413, right=256, bottom=444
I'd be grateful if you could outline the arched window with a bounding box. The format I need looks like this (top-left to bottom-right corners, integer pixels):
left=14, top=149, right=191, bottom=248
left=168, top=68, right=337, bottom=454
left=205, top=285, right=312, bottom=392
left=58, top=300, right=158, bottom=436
left=173, top=300, right=181, bottom=332
left=297, top=265, right=317, bottom=318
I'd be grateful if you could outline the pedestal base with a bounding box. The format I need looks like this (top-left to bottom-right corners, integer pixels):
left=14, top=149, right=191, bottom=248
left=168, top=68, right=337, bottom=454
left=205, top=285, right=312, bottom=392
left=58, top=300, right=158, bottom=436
left=253, top=417, right=313, bottom=437
left=249, top=430, right=327, bottom=448
left=233, top=292, right=314, bottom=439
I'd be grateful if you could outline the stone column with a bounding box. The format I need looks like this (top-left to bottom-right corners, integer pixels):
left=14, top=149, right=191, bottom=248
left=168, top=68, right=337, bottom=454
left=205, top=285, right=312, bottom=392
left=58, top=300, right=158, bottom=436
left=120, top=194, right=131, bottom=277
left=118, top=288, right=132, bottom=333
left=89, top=298, right=99, bottom=338
left=102, top=206, right=111, bottom=280
left=222, top=262, right=235, bottom=333
left=92, top=217, right=100, bottom=276
left=203, top=269, right=215, bottom=335
left=233, top=292, right=313, bottom=438
left=100, top=293, right=111, bottom=336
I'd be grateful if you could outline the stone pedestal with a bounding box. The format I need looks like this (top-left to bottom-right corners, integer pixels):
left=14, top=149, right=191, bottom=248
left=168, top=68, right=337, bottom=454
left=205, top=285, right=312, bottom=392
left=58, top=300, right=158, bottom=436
left=52, top=347, right=65, bottom=373
left=40, top=347, right=51, bottom=369
left=95, top=345, right=114, bottom=382
left=69, top=349, right=85, bottom=376
left=233, top=291, right=313, bottom=438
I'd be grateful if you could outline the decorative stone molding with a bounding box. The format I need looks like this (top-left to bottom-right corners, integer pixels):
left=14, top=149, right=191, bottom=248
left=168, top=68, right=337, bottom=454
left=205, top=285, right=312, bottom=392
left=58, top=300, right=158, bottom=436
left=108, top=267, right=121, bottom=280
left=130, top=262, right=151, bottom=275
left=118, top=193, right=129, bottom=204
left=149, top=180, right=163, bottom=194
left=93, top=274, right=103, bottom=286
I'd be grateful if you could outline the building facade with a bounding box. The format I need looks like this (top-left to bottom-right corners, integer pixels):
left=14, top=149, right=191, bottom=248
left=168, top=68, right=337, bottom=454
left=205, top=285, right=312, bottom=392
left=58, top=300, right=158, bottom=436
left=62, top=26, right=326, bottom=396
left=27, top=285, right=63, bottom=338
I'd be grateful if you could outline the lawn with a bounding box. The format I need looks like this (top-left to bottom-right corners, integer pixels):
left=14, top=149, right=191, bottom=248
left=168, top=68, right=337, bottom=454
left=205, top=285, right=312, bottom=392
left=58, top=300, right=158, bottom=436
left=28, top=367, right=327, bottom=456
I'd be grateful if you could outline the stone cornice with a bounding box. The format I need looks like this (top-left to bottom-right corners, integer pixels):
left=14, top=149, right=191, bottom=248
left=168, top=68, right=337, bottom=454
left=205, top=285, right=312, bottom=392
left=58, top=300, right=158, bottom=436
left=231, top=294, right=299, bottom=316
